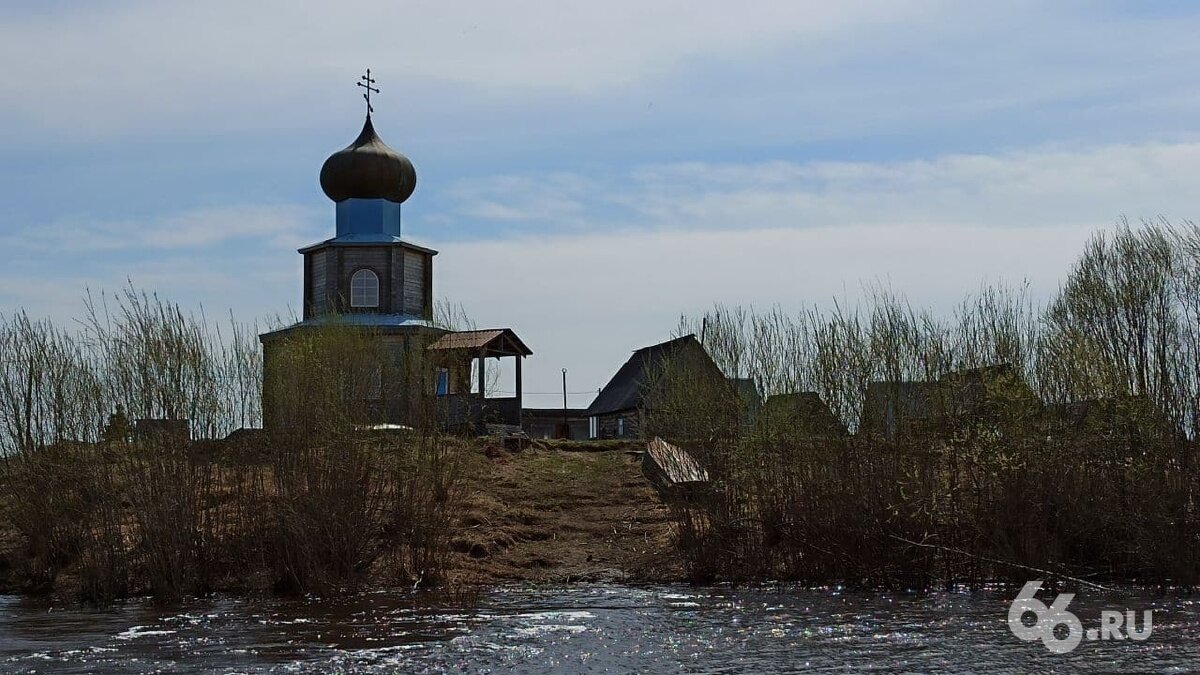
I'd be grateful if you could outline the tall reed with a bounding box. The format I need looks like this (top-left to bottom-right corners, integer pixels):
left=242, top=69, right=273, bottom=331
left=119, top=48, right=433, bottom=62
left=0, top=288, right=464, bottom=602
left=653, top=219, right=1200, bottom=587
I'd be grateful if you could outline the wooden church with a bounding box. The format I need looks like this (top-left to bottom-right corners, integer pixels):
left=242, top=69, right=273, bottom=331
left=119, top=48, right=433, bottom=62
left=260, top=76, right=531, bottom=433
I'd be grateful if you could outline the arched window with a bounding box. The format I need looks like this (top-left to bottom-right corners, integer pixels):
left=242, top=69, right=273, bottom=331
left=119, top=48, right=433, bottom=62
left=350, top=269, right=380, bottom=308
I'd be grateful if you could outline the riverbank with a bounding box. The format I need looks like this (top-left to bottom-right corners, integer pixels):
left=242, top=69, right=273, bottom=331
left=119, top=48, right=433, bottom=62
left=447, top=441, right=680, bottom=584
left=0, top=438, right=682, bottom=602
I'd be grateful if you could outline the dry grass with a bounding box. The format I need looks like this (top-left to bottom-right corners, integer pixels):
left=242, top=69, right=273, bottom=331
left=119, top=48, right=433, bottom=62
left=446, top=444, right=679, bottom=584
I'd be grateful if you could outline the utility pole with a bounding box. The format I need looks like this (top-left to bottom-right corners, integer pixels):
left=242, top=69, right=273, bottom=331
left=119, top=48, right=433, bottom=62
left=562, top=368, right=569, bottom=440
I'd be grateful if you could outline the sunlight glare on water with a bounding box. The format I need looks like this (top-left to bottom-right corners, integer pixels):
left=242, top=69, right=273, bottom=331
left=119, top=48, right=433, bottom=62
left=1, top=585, right=1197, bottom=673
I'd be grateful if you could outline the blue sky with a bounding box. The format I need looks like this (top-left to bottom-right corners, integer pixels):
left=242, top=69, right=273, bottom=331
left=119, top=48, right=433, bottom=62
left=2, top=1, right=1199, bottom=405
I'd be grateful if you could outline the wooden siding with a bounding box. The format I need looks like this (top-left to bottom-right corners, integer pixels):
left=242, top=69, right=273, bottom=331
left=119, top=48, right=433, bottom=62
left=309, top=249, right=328, bottom=316
left=403, top=249, right=425, bottom=316
left=300, top=244, right=434, bottom=317
left=342, top=248, right=389, bottom=271
left=390, top=248, right=404, bottom=313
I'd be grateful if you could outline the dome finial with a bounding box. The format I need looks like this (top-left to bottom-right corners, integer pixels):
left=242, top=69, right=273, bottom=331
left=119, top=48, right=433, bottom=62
left=357, top=68, right=379, bottom=116
left=319, top=94, right=416, bottom=204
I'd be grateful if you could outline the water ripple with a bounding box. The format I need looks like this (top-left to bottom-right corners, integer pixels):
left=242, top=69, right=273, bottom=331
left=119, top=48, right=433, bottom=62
left=0, top=585, right=1196, bottom=673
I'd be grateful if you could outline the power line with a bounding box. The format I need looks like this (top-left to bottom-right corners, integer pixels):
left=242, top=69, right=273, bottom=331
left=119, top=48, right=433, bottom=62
left=493, top=390, right=596, bottom=395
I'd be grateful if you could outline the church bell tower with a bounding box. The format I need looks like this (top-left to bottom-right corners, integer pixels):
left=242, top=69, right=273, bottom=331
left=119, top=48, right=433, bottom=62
left=260, top=70, right=531, bottom=433
left=259, top=71, right=445, bottom=429
left=300, top=99, right=435, bottom=322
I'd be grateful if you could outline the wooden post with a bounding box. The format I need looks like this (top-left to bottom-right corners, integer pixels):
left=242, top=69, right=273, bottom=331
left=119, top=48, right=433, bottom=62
left=476, top=350, right=486, bottom=432
left=477, top=350, right=486, bottom=399
left=515, top=356, right=523, bottom=407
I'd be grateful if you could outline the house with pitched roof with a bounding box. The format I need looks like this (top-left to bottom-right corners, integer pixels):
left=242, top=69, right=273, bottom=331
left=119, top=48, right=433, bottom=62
left=585, top=335, right=731, bottom=439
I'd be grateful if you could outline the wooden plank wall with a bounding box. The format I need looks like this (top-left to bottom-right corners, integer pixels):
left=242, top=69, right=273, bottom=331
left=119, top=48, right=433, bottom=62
left=403, top=249, right=425, bottom=316
left=309, top=249, right=328, bottom=315
left=303, top=246, right=432, bottom=317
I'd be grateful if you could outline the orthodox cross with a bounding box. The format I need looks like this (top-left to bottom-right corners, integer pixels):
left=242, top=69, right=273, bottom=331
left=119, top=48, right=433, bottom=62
left=357, top=68, right=379, bottom=115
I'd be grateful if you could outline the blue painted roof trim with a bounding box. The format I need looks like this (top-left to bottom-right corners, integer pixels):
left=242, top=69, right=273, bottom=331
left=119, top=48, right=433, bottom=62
left=297, top=234, right=438, bottom=255
left=259, top=313, right=443, bottom=341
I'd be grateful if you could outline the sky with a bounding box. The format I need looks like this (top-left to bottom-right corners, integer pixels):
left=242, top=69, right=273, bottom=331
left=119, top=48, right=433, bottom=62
left=1, top=1, right=1198, bottom=407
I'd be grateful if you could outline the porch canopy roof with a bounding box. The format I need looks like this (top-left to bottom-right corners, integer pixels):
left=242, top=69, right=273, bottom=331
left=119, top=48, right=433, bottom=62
left=427, top=328, right=532, bottom=358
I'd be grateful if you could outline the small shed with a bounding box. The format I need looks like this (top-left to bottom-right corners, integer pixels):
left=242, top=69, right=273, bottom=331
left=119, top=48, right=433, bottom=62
left=522, top=408, right=590, bottom=440
left=586, top=334, right=725, bottom=439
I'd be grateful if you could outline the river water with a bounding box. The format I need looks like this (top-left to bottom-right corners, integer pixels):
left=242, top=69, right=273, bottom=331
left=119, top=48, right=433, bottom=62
left=0, top=584, right=1196, bottom=673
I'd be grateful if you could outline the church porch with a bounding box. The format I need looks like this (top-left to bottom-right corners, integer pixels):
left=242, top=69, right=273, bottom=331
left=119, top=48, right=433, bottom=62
left=427, top=328, right=533, bottom=434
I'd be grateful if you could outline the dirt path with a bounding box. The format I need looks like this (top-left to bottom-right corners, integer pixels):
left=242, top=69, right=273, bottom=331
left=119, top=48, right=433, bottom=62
left=448, top=443, right=681, bottom=584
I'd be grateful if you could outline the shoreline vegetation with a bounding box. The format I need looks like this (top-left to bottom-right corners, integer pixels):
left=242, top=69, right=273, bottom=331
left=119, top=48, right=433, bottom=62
left=649, top=219, right=1200, bottom=588
left=1, top=219, right=1199, bottom=603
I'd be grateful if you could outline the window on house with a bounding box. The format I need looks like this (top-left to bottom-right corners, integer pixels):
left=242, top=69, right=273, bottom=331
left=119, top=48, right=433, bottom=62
left=435, top=368, right=449, bottom=396
left=350, top=269, right=380, bottom=308
left=617, top=416, right=625, bottom=437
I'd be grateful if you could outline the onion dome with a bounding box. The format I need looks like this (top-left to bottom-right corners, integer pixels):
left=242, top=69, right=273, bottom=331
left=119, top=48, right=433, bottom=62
left=319, top=115, right=416, bottom=203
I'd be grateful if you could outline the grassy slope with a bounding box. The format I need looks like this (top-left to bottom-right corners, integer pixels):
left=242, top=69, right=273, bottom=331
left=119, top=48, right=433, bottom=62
left=0, top=439, right=682, bottom=597
left=448, top=442, right=681, bottom=584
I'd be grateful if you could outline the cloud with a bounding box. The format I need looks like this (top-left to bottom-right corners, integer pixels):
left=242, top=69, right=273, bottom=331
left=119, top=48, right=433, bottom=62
left=3, top=138, right=1195, bottom=405
left=0, top=203, right=321, bottom=329
left=141, top=205, right=323, bottom=248
left=0, top=0, right=939, bottom=139
left=444, top=173, right=595, bottom=227
left=436, top=140, right=1200, bottom=237
left=7, top=1, right=1198, bottom=151
left=1, top=204, right=323, bottom=254
left=421, top=138, right=1200, bottom=399
left=434, top=222, right=1094, bottom=406
left=0, top=245, right=303, bottom=333
left=5, top=2, right=1200, bottom=416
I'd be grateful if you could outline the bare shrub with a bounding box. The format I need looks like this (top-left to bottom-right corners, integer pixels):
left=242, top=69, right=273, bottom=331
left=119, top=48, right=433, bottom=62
left=0, top=289, right=464, bottom=602
left=654, top=219, right=1200, bottom=588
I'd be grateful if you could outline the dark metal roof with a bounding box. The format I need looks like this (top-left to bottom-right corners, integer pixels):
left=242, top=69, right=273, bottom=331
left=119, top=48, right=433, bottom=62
left=427, top=328, right=532, bottom=357
left=586, top=334, right=711, bottom=416
left=319, top=115, right=417, bottom=203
